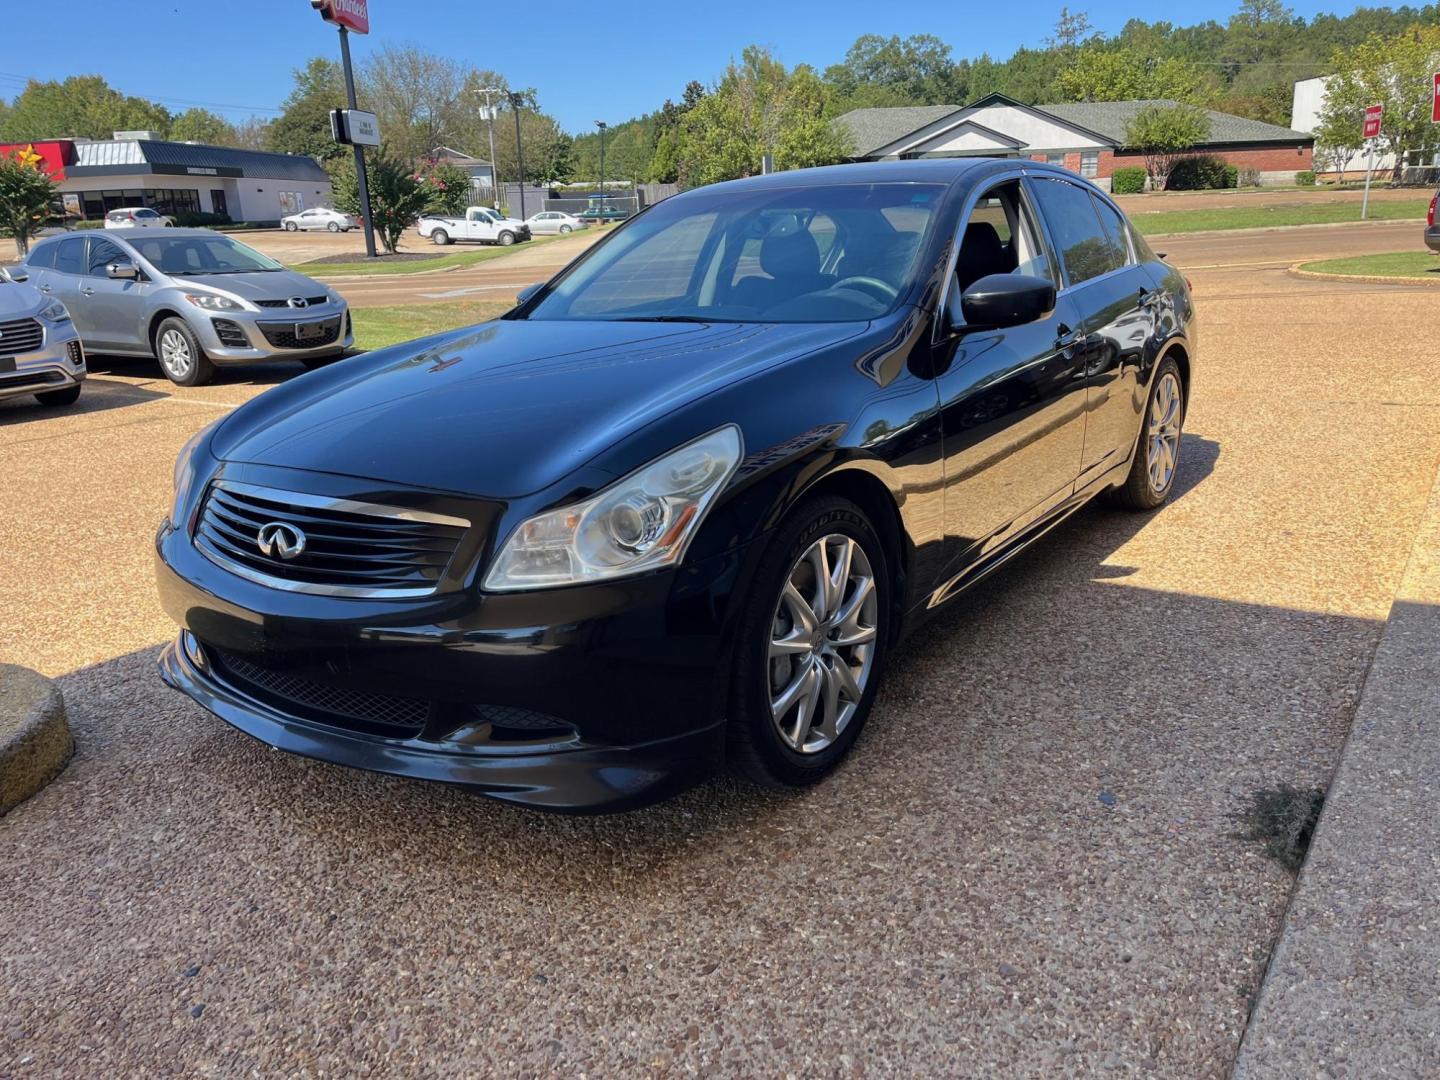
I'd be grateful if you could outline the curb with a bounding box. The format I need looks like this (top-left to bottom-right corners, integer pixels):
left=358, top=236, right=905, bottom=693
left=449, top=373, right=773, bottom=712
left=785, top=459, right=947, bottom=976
left=1142, top=217, right=1421, bottom=241
left=1233, top=452, right=1440, bottom=1077
left=1286, top=262, right=1440, bottom=287
left=0, top=664, right=73, bottom=816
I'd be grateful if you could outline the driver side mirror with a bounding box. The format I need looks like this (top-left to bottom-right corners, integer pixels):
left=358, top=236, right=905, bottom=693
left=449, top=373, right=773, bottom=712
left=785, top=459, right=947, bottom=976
left=107, top=261, right=139, bottom=280
left=953, top=273, right=1055, bottom=332
left=515, top=282, right=543, bottom=306
left=1, top=266, right=29, bottom=283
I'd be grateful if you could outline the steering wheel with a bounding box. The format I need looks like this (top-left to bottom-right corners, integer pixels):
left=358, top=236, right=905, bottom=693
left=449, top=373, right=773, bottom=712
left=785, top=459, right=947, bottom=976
left=831, top=276, right=899, bottom=304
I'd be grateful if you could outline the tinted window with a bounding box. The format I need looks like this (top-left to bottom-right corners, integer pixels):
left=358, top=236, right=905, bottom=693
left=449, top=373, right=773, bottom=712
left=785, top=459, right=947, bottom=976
left=128, top=235, right=282, bottom=275
left=1089, top=196, right=1131, bottom=270
left=88, top=237, right=126, bottom=275
left=26, top=242, right=56, bottom=269
left=54, top=237, right=86, bottom=275
left=1030, top=178, right=1118, bottom=286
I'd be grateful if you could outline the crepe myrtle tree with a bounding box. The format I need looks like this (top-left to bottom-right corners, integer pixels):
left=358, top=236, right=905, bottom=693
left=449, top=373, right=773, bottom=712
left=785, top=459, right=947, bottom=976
left=416, top=160, right=472, bottom=217
left=329, top=147, right=430, bottom=255
left=1124, top=103, right=1212, bottom=191
left=0, top=150, right=59, bottom=257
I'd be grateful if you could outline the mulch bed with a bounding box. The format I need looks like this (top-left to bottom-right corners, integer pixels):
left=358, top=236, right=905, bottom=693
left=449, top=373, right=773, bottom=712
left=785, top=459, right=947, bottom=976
left=303, top=251, right=445, bottom=266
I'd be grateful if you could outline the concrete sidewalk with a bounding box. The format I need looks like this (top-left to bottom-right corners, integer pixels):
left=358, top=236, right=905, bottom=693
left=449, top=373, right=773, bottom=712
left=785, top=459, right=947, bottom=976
left=1235, top=458, right=1440, bottom=1077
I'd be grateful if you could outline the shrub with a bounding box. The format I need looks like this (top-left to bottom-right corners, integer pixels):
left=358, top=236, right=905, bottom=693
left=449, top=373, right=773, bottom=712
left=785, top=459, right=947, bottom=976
left=1238, top=167, right=1262, bottom=187
left=174, top=210, right=232, bottom=228
left=1167, top=154, right=1237, bottom=191
left=1111, top=167, right=1146, bottom=194
left=72, top=219, right=105, bottom=230
left=1295, top=170, right=1316, bottom=186
left=1221, top=164, right=1239, bottom=189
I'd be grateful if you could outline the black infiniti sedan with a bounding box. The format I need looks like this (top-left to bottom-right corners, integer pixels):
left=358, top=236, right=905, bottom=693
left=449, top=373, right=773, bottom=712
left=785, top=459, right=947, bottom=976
left=156, top=160, right=1195, bottom=812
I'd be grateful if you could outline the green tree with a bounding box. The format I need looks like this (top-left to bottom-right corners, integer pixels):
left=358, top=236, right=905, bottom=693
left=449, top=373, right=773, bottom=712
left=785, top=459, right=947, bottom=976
left=1057, top=46, right=1215, bottom=104
left=823, top=34, right=963, bottom=109
left=1317, top=26, right=1440, bottom=183
left=416, top=160, right=473, bottom=215
left=1124, top=103, right=1212, bottom=189
left=0, top=149, right=59, bottom=256
left=330, top=148, right=428, bottom=254
left=267, top=58, right=345, bottom=161
left=0, top=76, right=170, bottom=142
left=169, top=108, right=236, bottom=145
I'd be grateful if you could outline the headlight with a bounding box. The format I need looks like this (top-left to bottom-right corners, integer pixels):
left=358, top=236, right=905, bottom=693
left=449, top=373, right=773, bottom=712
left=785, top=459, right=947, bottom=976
left=327, top=290, right=344, bottom=306
left=184, top=293, right=243, bottom=312
left=40, top=301, right=70, bottom=322
left=483, top=425, right=743, bottom=591
left=170, top=419, right=220, bottom=528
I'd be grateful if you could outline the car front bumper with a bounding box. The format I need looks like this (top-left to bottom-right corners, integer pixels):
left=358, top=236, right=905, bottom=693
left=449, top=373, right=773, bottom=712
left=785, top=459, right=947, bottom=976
left=154, top=517, right=753, bottom=812
left=193, top=304, right=354, bottom=363
left=0, top=319, right=86, bottom=402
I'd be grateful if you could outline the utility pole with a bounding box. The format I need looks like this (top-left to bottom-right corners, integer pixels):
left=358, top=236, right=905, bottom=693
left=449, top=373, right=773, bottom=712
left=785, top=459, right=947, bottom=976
left=475, top=86, right=503, bottom=209
left=509, top=92, right=527, bottom=220
left=336, top=27, right=376, bottom=258
left=595, top=120, right=607, bottom=204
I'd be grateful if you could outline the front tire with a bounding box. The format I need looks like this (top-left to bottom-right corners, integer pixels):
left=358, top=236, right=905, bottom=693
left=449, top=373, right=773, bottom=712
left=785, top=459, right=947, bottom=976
left=154, top=317, right=215, bottom=386
left=727, top=496, right=890, bottom=789
left=431, top=229, right=450, bottom=246
left=35, top=384, right=81, bottom=407
left=284, top=221, right=298, bottom=232
left=1108, top=356, right=1185, bottom=510
left=498, top=230, right=515, bottom=246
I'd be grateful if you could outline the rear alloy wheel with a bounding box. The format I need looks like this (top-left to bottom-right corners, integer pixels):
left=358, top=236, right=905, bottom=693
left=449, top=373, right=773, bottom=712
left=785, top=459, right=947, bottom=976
left=155, top=317, right=215, bottom=387
left=327, top=221, right=340, bottom=232
left=1107, top=355, right=1185, bottom=510
left=498, top=230, right=515, bottom=246
left=431, top=229, right=450, bottom=246
left=729, top=496, right=889, bottom=788
left=559, top=224, right=572, bottom=234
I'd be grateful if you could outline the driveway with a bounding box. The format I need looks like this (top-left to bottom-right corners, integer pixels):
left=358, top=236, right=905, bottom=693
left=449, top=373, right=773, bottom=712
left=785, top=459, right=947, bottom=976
left=2, top=225, right=1438, bottom=1075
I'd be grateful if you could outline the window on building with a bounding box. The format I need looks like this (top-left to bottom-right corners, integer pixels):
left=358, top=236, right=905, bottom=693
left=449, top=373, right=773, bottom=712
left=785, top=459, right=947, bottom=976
left=1045, top=153, right=1065, bottom=166
left=1080, top=151, right=1100, bottom=178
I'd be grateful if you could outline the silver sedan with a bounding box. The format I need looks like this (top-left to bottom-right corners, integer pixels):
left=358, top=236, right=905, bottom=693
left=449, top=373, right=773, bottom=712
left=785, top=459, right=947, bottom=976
left=523, top=211, right=588, bottom=234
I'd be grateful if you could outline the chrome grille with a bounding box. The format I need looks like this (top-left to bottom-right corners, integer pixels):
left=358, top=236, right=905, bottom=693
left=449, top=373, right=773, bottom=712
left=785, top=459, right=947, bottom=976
left=254, top=296, right=330, bottom=308
left=0, top=317, right=44, bottom=355
left=194, top=480, right=469, bottom=597
left=211, top=648, right=428, bottom=736
left=257, top=316, right=342, bottom=350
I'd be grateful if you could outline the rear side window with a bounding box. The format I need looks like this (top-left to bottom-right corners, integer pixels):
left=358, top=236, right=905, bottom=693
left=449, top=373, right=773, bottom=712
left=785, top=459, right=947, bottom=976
left=54, top=237, right=86, bottom=275
left=1029, top=178, right=1119, bottom=286
left=26, top=242, right=56, bottom=269
left=1089, top=196, right=1132, bottom=270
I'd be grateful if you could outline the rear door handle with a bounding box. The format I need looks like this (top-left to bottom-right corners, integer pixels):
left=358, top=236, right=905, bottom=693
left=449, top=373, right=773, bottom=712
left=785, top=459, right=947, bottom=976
left=1138, top=288, right=1163, bottom=309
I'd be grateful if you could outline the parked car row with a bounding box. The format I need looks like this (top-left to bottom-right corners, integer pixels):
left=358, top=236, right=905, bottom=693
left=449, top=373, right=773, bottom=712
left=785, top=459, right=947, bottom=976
left=7, top=229, right=350, bottom=390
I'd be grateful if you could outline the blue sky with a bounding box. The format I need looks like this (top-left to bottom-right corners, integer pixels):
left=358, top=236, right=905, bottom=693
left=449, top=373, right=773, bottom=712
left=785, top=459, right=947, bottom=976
left=4, top=0, right=1348, bottom=134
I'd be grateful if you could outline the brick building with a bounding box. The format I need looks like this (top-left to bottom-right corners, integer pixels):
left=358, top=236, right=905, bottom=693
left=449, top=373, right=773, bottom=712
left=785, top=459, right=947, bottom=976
left=834, top=94, right=1314, bottom=190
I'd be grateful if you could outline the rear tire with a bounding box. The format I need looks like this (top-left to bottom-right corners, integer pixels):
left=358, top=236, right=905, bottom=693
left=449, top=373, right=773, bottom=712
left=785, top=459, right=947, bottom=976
left=1106, top=355, right=1185, bottom=511
left=154, top=317, right=215, bottom=387
left=727, top=496, right=890, bottom=789
left=559, top=224, right=572, bottom=234
left=327, top=222, right=340, bottom=232
left=35, top=384, right=81, bottom=407
left=431, top=229, right=450, bottom=246
left=498, top=230, right=515, bottom=246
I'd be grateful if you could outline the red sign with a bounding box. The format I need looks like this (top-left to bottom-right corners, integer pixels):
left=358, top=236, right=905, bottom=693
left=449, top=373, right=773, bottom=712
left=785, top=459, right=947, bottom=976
left=315, top=0, right=368, bottom=33
left=1363, top=103, right=1383, bottom=140
left=0, top=140, right=75, bottom=180
left=1432, top=73, right=1439, bottom=124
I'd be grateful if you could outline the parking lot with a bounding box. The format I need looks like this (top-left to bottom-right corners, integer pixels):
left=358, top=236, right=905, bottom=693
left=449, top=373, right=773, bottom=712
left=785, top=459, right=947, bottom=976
left=2, top=221, right=1439, bottom=1075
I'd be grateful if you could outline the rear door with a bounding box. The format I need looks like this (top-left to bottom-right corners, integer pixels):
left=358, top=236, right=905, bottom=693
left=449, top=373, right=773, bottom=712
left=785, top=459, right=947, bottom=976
left=1026, top=175, right=1154, bottom=485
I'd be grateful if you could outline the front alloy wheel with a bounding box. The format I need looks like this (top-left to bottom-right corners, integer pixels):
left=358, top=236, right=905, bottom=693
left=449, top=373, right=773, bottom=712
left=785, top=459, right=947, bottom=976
left=155, top=317, right=215, bottom=386
left=769, top=534, right=879, bottom=753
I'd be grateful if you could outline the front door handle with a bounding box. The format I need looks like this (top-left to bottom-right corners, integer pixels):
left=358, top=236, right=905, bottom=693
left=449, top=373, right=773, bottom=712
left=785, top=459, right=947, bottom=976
left=81, top=286, right=95, bottom=296
left=1055, top=323, right=1081, bottom=357
left=37, top=283, right=51, bottom=293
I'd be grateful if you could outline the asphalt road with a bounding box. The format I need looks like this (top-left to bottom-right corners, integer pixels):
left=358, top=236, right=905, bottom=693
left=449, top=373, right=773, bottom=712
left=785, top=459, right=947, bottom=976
left=2, top=222, right=1439, bottom=1076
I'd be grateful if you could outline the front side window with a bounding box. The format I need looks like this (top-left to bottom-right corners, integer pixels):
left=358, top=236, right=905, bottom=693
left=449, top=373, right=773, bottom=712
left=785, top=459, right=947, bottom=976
left=87, top=238, right=126, bottom=276
left=949, top=179, right=1054, bottom=319
left=525, top=182, right=943, bottom=324
left=1029, top=177, right=1118, bottom=287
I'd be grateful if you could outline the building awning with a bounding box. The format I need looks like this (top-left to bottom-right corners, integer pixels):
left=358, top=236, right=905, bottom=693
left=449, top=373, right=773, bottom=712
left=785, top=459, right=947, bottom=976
left=62, top=139, right=330, bottom=182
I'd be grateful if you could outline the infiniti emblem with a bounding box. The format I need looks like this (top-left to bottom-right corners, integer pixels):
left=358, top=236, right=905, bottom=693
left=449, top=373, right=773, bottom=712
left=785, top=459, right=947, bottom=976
left=288, top=296, right=310, bottom=309
left=256, top=521, right=307, bottom=560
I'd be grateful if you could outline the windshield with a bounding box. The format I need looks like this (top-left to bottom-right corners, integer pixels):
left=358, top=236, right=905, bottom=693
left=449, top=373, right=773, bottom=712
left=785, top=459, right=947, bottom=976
left=524, top=182, right=942, bottom=324
left=129, top=234, right=285, bottom=275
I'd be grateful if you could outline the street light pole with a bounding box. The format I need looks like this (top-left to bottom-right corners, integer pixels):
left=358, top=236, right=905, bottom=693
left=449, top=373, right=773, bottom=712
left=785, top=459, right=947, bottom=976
left=509, top=92, right=527, bottom=220
left=337, top=25, right=376, bottom=258
left=595, top=120, right=607, bottom=209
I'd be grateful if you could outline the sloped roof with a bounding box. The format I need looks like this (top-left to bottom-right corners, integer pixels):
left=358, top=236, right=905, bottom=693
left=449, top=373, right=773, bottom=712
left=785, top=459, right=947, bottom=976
left=832, top=105, right=962, bottom=158
left=1038, top=100, right=1313, bottom=146
left=72, top=139, right=329, bottom=181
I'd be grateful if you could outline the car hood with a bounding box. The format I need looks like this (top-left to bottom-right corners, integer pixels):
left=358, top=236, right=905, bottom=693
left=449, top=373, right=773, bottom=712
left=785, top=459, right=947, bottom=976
left=0, top=281, right=44, bottom=319
left=165, top=270, right=328, bottom=302
left=211, top=318, right=867, bottom=498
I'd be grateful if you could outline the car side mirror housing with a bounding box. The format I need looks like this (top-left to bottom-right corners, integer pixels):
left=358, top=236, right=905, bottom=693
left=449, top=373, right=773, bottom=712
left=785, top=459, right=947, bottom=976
left=515, top=282, right=543, bottom=306
left=1, top=266, right=29, bottom=283
left=956, top=273, right=1056, bottom=332
left=107, top=261, right=139, bottom=280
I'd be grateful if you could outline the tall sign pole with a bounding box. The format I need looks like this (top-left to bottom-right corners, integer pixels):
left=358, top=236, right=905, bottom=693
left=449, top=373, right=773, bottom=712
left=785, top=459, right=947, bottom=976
left=312, top=0, right=376, bottom=257
left=509, top=92, right=527, bottom=220
left=595, top=120, right=607, bottom=203
left=1361, top=103, right=1383, bottom=222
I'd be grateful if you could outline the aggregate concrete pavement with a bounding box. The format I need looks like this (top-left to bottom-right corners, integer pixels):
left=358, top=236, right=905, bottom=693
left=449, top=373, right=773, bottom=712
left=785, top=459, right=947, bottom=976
left=2, top=225, right=1439, bottom=1075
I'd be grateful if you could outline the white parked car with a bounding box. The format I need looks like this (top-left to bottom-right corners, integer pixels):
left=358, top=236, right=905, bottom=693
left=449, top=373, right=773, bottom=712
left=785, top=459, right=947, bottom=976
left=104, top=207, right=173, bottom=229
left=524, top=211, right=588, bottom=235
left=281, top=207, right=356, bottom=233
left=417, top=206, right=532, bottom=246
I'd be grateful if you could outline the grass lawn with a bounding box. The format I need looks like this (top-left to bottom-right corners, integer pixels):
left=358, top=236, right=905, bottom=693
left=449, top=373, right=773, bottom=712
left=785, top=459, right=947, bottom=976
left=1131, top=199, right=1431, bottom=235
left=297, top=231, right=577, bottom=276
left=1296, top=251, right=1440, bottom=279
left=350, top=300, right=512, bottom=351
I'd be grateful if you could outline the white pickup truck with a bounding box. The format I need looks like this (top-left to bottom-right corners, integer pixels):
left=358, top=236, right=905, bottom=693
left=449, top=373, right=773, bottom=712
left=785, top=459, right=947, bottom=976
left=417, top=207, right=532, bottom=247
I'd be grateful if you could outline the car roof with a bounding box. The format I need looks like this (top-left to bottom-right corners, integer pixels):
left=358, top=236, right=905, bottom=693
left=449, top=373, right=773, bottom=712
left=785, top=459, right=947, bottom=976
left=678, top=158, right=1112, bottom=202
